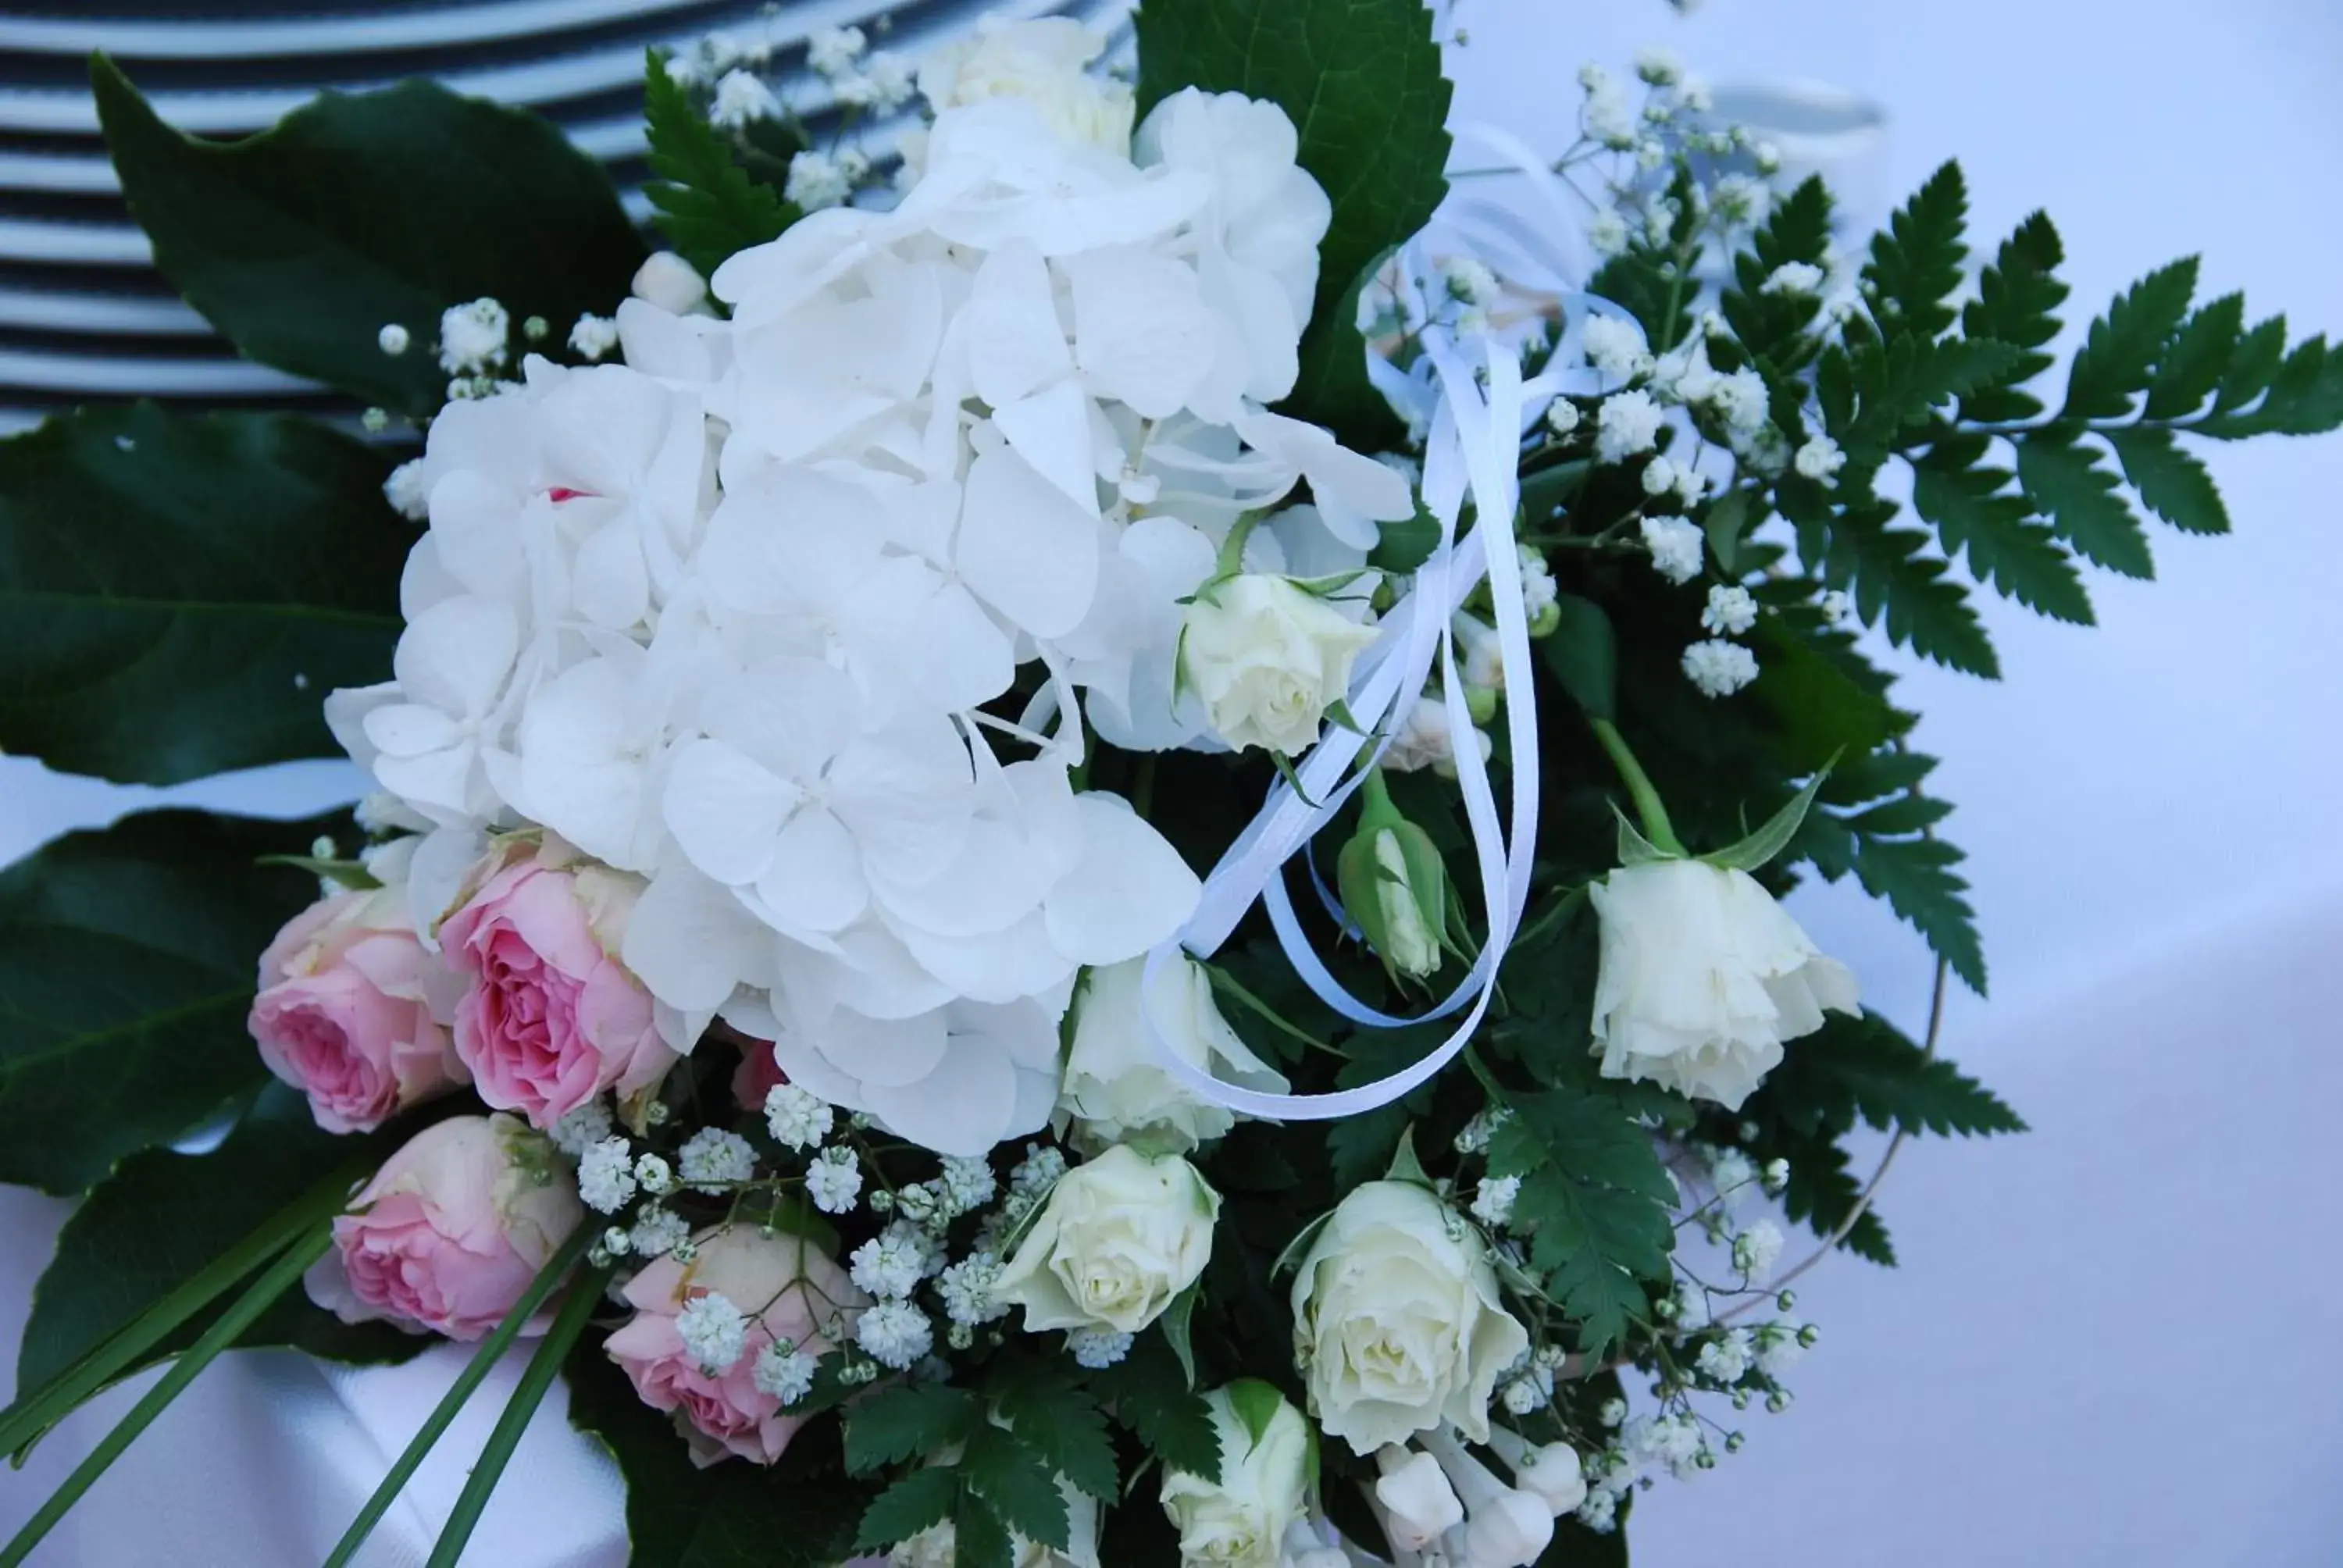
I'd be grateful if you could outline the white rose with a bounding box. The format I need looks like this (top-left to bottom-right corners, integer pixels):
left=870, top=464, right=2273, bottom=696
left=1181, top=575, right=1378, bottom=755
left=1159, top=1383, right=1312, bottom=1568
left=993, top=1145, right=1218, bottom=1335
left=918, top=17, right=1135, bottom=155
left=1289, top=1181, right=1529, bottom=1454
left=1589, top=859, right=1860, bottom=1110
left=1061, top=956, right=1289, bottom=1154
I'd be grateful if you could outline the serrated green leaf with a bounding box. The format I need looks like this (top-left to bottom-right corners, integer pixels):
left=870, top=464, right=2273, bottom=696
left=1136, top=0, right=1452, bottom=441
left=992, top=1371, right=1118, bottom=1503
left=1844, top=335, right=2025, bottom=453
left=1817, top=747, right=1938, bottom=808
left=1862, top=161, right=1969, bottom=339
left=1538, top=593, right=1616, bottom=722
left=1771, top=1132, right=1895, bottom=1266
left=2016, top=434, right=2155, bottom=579
left=1846, top=794, right=1956, bottom=835
left=1959, top=211, right=2067, bottom=423
left=1722, top=175, right=1831, bottom=363
left=1852, top=832, right=1987, bottom=993
left=2144, top=291, right=2244, bottom=419
left=1093, top=1335, right=1221, bottom=1482
left=1792, top=483, right=2000, bottom=677
left=1911, top=451, right=2093, bottom=623
left=963, top=1423, right=1069, bottom=1552
left=0, top=404, right=405, bottom=785
left=844, top=1382, right=979, bottom=1476
left=2104, top=426, right=2231, bottom=536
left=954, top=1491, right=1015, bottom=1568
left=2211, top=313, right=2288, bottom=414
left=1768, top=1014, right=2027, bottom=1139
left=2063, top=258, right=2199, bottom=420
left=2199, top=334, right=2343, bottom=438
left=93, top=59, right=642, bottom=415
left=852, top=1467, right=961, bottom=1552
left=642, top=50, right=797, bottom=280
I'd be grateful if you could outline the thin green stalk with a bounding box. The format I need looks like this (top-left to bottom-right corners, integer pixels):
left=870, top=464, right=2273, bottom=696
left=1589, top=717, right=1686, bottom=855
left=323, top=1227, right=593, bottom=1568
left=0, top=1227, right=333, bottom=1568
left=423, top=1261, right=612, bottom=1568
left=1, top=1153, right=369, bottom=1463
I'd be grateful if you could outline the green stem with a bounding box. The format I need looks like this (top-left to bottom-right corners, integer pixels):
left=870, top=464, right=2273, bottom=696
left=1130, top=754, right=1157, bottom=819
left=1353, top=764, right=1402, bottom=832
left=423, top=1262, right=612, bottom=1568
left=2, top=1153, right=370, bottom=1463
left=0, top=1227, right=333, bottom=1568
left=323, top=1227, right=593, bottom=1568
left=1213, top=510, right=1266, bottom=581
left=1589, top=717, right=1686, bottom=856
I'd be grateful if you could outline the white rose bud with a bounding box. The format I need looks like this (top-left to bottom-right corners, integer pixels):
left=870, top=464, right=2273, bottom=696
left=1290, top=1181, right=1529, bottom=1454
left=993, top=1145, right=1217, bottom=1335
left=1589, top=860, right=1860, bottom=1110
left=1159, top=1383, right=1312, bottom=1567
left=1061, top=956, right=1289, bottom=1155
left=918, top=17, right=1136, bottom=155
left=1335, top=769, right=1447, bottom=983
left=630, top=250, right=708, bottom=315
left=1181, top=574, right=1378, bottom=755
left=1374, top=1446, right=1465, bottom=1550
left=1487, top=1427, right=1588, bottom=1516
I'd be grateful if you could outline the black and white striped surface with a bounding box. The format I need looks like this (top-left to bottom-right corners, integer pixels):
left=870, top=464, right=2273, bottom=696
left=0, top=0, right=1127, bottom=433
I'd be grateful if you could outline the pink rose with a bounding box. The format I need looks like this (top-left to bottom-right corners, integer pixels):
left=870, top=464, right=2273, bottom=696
left=441, top=842, right=676, bottom=1128
left=730, top=1034, right=788, bottom=1114
left=248, top=886, right=469, bottom=1134
left=307, top=1115, right=584, bottom=1341
left=605, top=1227, right=866, bottom=1466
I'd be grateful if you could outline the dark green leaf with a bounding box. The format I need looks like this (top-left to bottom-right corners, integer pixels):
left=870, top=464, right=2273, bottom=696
left=963, top=1422, right=1070, bottom=1552
left=1844, top=335, right=2025, bottom=453
left=95, top=59, right=644, bottom=415
left=991, top=1370, right=1118, bottom=1502
left=1368, top=503, right=1440, bottom=575
left=0, top=404, right=404, bottom=784
left=2016, top=434, right=2155, bottom=578
left=1817, top=746, right=1938, bottom=808
left=1093, top=1334, right=1220, bottom=1482
left=2062, top=258, right=2198, bottom=420
left=2105, top=426, right=2230, bottom=536
left=1792, top=483, right=1999, bottom=677
left=1135, top=0, right=1452, bottom=443
left=643, top=51, right=796, bottom=281
left=844, top=1381, right=979, bottom=1476
left=954, top=1492, right=1015, bottom=1568
left=1539, top=593, right=1617, bottom=722
left=2211, top=313, right=2288, bottom=415
left=2144, top=291, right=2244, bottom=420
left=1766, top=1014, right=2025, bottom=1139
left=852, top=1467, right=961, bottom=1552
left=1774, top=1133, right=1895, bottom=1265
left=1861, top=161, right=1968, bottom=339
left=1749, top=619, right=1911, bottom=773
left=2198, top=334, right=2343, bottom=438
left=0, top=810, right=344, bottom=1192
left=1959, top=212, right=2067, bottom=423
left=1911, top=450, right=2093, bottom=623
left=1853, top=832, right=1987, bottom=994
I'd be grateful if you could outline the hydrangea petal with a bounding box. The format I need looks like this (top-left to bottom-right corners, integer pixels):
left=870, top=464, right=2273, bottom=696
left=958, top=445, right=1099, bottom=637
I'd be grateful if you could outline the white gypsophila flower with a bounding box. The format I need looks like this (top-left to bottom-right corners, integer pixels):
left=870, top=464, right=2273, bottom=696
left=1711, top=172, right=1768, bottom=226
left=1442, top=257, right=1500, bottom=306
left=1589, top=208, right=1631, bottom=258
left=939, top=1156, right=998, bottom=1213
left=577, top=1136, right=637, bottom=1213
left=709, top=69, right=779, bottom=129
left=1596, top=390, right=1664, bottom=462
left=1599, top=1397, right=1628, bottom=1429
left=1578, top=1488, right=1620, bottom=1534
left=806, top=23, right=865, bottom=77
left=1635, top=46, right=1683, bottom=85
left=752, top=1342, right=819, bottom=1405
left=436, top=298, right=509, bottom=375
left=676, top=1290, right=751, bottom=1372
left=1518, top=545, right=1558, bottom=619
left=383, top=458, right=431, bottom=522
left=1591, top=861, right=1858, bottom=1110
left=1701, top=585, right=1759, bottom=637
left=1009, top=1146, right=1067, bottom=1201
left=995, top=1146, right=1218, bottom=1337
left=1680, top=71, right=1714, bottom=112
left=1453, top=1108, right=1510, bottom=1156
left=1161, top=1387, right=1313, bottom=1566
left=1708, top=1146, right=1757, bottom=1201
left=633, top=1153, right=676, bottom=1196
left=857, top=1299, right=934, bottom=1369
left=1546, top=398, right=1582, bottom=436
left=1735, top=1218, right=1787, bottom=1279
left=1763, top=262, right=1825, bottom=298
left=1755, top=1320, right=1808, bottom=1380
left=1641, top=455, right=1678, bottom=497
left=1820, top=589, right=1853, bottom=623
left=1643, top=194, right=1678, bottom=246
left=678, top=1128, right=755, bottom=1192
left=1181, top=575, right=1379, bottom=755
left=1640, top=515, right=1703, bottom=585
left=1068, top=1327, right=1134, bottom=1368
left=840, top=52, right=916, bottom=113
left=1674, top=463, right=1710, bottom=506
left=1796, top=435, right=1848, bottom=483
left=1682, top=638, right=1760, bottom=697
left=568, top=313, right=619, bottom=360
left=377, top=323, right=410, bottom=356
left=1710, top=368, right=1771, bottom=434
left=1636, top=137, right=1667, bottom=173
left=1582, top=315, right=1649, bottom=380
left=783, top=148, right=853, bottom=210
left=1762, top=1156, right=1792, bottom=1194
left=1697, top=1328, right=1753, bottom=1384
left=1584, top=78, right=1636, bottom=148
left=764, top=1085, right=834, bottom=1151
left=938, top=1253, right=1007, bottom=1326
left=602, top=1224, right=632, bottom=1256
left=1470, top=1174, right=1521, bottom=1229
left=806, top=1148, right=863, bottom=1214
left=628, top=1205, right=691, bottom=1259
left=1503, top=1359, right=1556, bottom=1414
left=851, top=1228, right=929, bottom=1300
left=1671, top=1279, right=1713, bottom=1331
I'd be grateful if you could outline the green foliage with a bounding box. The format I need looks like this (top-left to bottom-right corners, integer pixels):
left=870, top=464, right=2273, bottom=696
left=1134, top=0, right=1451, bottom=442
left=1089, top=1334, right=1221, bottom=1482
left=844, top=1382, right=979, bottom=1475
left=16, top=1086, right=422, bottom=1399
left=2063, top=258, right=2199, bottom=419
left=642, top=52, right=797, bottom=282
left=1911, top=437, right=2093, bottom=624
left=1959, top=212, right=2067, bottom=422
left=0, top=404, right=404, bottom=785
left=1797, top=749, right=1985, bottom=992
left=1722, top=176, right=1832, bottom=369
left=1835, top=334, right=2025, bottom=457
left=1784, top=479, right=2000, bottom=677
left=1861, top=161, right=1969, bottom=340
left=1539, top=594, right=1618, bottom=722
left=853, top=1468, right=961, bottom=1551
left=2105, top=426, right=2230, bottom=535
left=990, top=1366, right=1119, bottom=1502
left=2199, top=330, right=2343, bottom=437
left=565, top=1348, right=871, bottom=1568
left=93, top=58, right=644, bottom=415
left=2015, top=433, right=2154, bottom=578
left=1486, top=1089, right=1676, bottom=1360
left=0, top=810, right=346, bottom=1192
left=1762, top=1013, right=2027, bottom=1141
left=962, top=1421, right=1071, bottom=1551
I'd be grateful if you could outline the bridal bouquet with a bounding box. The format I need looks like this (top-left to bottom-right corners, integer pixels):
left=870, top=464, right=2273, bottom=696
left=5, top=4, right=2336, bottom=1566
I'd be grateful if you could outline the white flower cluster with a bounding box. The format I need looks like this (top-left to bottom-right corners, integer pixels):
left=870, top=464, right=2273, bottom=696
left=328, top=59, right=1416, bottom=1160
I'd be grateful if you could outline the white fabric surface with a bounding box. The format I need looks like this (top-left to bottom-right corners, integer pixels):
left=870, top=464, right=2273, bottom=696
left=7, top=0, right=2343, bottom=1562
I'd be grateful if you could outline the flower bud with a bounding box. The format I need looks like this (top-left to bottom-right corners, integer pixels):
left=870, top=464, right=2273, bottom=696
left=631, top=250, right=708, bottom=315
left=1336, top=772, right=1449, bottom=984
left=1423, top=1428, right=1554, bottom=1568
left=1526, top=600, right=1563, bottom=640
left=1486, top=1426, right=1588, bottom=1516
left=1374, top=1446, right=1464, bottom=1549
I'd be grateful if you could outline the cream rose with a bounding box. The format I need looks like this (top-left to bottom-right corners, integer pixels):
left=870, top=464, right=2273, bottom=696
left=1158, top=1383, right=1312, bottom=1568
left=1059, top=956, right=1288, bottom=1155
left=918, top=17, right=1134, bottom=155
left=1180, top=575, right=1378, bottom=755
left=993, top=1144, right=1218, bottom=1335
left=1589, top=859, right=1860, bottom=1110
left=1289, top=1181, right=1528, bottom=1454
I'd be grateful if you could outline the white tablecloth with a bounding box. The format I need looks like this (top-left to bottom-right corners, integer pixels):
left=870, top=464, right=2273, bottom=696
left=9, top=0, right=2343, bottom=1562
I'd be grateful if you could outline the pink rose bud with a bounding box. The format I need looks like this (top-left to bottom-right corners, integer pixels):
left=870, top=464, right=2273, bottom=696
left=440, top=841, right=677, bottom=1128
left=248, top=886, right=469, bottom=1134
left=307, top=1115, right=584, bottom=1341
left=729, top=1034, right=788, bottom=1114
left=605, top=1226, right=866, bottom=1466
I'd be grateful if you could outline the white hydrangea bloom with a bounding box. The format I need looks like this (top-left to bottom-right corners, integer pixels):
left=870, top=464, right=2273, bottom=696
left=437, top=298, right=509, bottom=375
left=577, top=1136, right=637, bottom=1213
left=857, top=1300, right=934, bottom=1369
left=678, top=1128, right=756, bottom=1192
left=1701, top=585, right=1758, bottom=636
left=1682, top=638, right=1760, bottom=697
left=1640, top=515, right=1703, bottom=585
left=676, top=1291, right=750, bottom=1372
left=1596, top=390, right=1665, bottom=462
